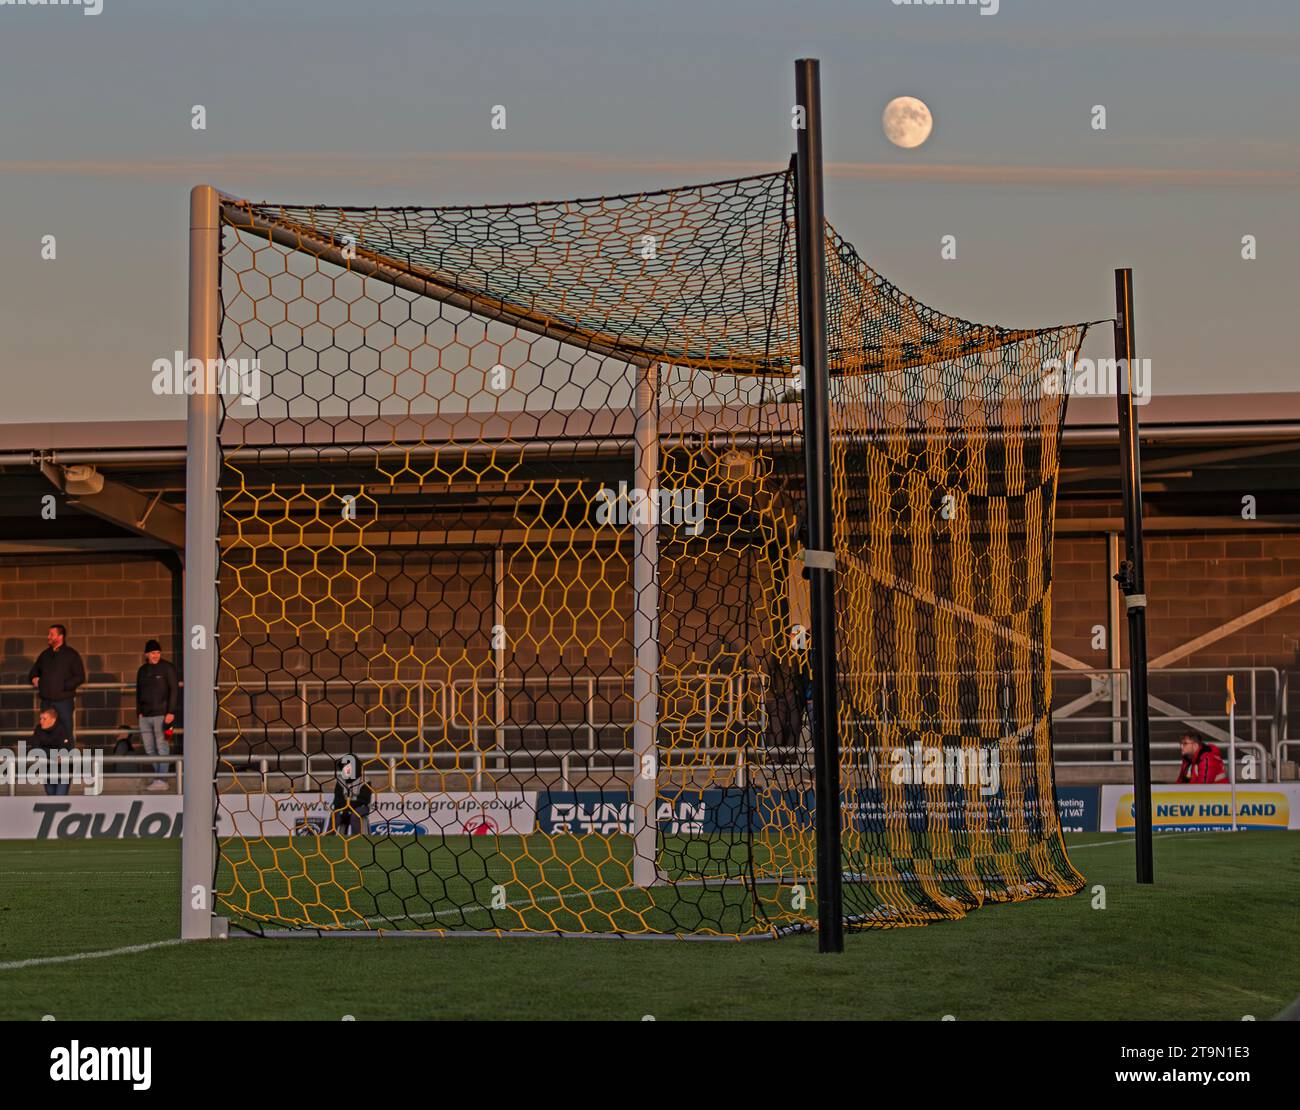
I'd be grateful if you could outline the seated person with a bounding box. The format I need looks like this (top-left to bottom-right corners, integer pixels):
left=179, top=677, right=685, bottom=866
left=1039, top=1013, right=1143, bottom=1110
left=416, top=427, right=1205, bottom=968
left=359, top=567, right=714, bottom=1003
left=1175, top=730, right=1229, bottom=784
left=31, top=707, right=73, bottom=797
left=109, top=729, right=136, bottom=776
left=331, top=755, right=373, bottom=836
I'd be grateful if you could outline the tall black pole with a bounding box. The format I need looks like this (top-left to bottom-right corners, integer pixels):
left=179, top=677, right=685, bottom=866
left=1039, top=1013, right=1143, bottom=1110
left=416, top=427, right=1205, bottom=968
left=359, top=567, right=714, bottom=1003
left=1113, top=268, right=1154, bottom=884
left=794, top=58, right=844, bottom=952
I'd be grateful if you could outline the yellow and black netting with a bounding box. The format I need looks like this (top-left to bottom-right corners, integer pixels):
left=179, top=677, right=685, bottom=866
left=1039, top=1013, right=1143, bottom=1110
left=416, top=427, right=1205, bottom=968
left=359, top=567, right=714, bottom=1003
left=212, top=168, right=1085, bottom=938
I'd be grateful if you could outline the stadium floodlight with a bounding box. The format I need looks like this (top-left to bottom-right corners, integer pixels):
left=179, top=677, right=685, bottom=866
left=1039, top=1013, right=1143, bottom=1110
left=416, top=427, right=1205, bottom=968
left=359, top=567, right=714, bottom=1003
left=181, top=60, right=1104, bottom=945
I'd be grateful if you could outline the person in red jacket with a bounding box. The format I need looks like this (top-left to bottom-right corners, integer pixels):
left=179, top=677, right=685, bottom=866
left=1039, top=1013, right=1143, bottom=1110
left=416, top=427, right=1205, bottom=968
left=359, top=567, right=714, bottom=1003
left=1175, top=731, right=1229, bottom=784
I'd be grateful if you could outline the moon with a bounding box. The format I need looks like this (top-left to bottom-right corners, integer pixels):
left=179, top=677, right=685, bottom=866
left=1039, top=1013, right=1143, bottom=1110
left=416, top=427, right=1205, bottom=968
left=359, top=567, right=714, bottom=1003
left=883, top=96, right=933, bottom=149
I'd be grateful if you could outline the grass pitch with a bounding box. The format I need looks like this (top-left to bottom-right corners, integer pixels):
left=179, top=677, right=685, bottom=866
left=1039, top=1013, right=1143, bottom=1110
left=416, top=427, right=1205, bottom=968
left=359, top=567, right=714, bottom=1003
left=216, top=832, right=782, bottom=936
left=0, top=831, right=1296, bottom=1020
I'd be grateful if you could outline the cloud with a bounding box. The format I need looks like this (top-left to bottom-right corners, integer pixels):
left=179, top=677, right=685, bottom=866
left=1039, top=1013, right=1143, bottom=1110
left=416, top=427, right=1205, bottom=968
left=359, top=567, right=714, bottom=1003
left=826, top=161, right=1300, bottom=189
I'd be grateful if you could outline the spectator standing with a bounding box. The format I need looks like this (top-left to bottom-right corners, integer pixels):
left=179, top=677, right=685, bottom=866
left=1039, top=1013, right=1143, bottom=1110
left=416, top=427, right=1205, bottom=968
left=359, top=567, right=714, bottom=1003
left=136, top=639, right=179, bottom=791
left=28, top=624, right=85, bottom=744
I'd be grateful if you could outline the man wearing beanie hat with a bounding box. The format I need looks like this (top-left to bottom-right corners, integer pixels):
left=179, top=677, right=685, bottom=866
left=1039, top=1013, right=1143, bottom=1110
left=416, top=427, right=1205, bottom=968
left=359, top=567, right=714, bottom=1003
left=136, top=639, right=179, bottom=791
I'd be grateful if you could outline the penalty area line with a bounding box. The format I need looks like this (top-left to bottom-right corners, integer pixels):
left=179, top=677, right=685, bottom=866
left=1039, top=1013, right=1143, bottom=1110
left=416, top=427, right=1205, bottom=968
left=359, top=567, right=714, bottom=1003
left=0, top=937, right=188, bottom=972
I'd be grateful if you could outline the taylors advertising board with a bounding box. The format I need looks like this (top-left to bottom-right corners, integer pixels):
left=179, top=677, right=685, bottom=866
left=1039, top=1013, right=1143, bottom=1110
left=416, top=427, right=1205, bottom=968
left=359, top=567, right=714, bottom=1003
left=0, top=796, right=184, bottom=840
left=1101, top=783, right=1300, bottom=832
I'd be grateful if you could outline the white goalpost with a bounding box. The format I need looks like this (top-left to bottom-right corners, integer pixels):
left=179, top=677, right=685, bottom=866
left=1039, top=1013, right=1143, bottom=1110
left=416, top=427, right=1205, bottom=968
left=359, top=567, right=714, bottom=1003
left=181, top=184, right=223, bottom=941
left=180, top=184, right=669, bottom=939
left=631, top=357, right=661, bottom=888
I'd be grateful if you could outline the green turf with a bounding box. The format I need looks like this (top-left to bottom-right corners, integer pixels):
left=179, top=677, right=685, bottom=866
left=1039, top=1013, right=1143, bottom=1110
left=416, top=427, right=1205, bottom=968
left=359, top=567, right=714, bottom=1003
left=215, top=833, right=780, bottom=935
left=211, top=831, right=1078, bottom=935
left=0, top=831, right=1296, bottom=1020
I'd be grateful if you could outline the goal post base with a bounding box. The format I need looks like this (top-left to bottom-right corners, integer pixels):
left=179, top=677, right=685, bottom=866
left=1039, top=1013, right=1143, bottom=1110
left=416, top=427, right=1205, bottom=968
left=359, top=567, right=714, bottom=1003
left=632, top=861, right=662, bottom=888
left=230, top=927, right=780, bottom=943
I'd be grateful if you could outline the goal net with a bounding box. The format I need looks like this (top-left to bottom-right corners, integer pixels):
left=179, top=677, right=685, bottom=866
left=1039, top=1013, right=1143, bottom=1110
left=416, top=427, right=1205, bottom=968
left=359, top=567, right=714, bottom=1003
left=206, top=167, right=1086, bottom=938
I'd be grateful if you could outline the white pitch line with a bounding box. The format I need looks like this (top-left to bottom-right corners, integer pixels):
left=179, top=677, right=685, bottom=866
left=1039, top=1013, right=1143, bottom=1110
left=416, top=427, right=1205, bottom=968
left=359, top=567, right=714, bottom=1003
left=0, top=937, right=187, bottom=972
left=0, top=871, right=173, bottom=877
left=1068, top=832, right=1202, bottom=850
left=337, top=889, right=568, bottom=930
left=0, top=857, right=175, bottom=863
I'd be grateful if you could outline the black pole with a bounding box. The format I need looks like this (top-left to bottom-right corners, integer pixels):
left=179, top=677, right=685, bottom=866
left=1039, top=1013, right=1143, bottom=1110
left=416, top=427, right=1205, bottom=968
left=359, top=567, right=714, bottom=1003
left=794, top=58, right=844, bottom=952
left=1113, top=268, right=1154, bottom=884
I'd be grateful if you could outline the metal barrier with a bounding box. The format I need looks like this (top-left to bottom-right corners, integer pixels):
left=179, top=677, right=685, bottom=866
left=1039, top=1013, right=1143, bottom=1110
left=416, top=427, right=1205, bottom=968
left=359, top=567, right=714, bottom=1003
left=3, top=747, right=753, bottom=796
left=0, top=670, right=761, bottom=744
left=1277, top=739, right=1300, bottom=780
left=1050, top=666, right=1286, bottom=779
left=3, top=752, right=183, bottom=797
left=0, top=681, right=186, bottom=743
left=2, top=663, right=1292, bottom=784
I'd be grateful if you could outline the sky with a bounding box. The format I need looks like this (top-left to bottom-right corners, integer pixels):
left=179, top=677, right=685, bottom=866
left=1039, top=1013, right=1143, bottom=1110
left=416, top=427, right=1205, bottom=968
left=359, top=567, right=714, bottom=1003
left=0, top=0, right=1296, bottom=424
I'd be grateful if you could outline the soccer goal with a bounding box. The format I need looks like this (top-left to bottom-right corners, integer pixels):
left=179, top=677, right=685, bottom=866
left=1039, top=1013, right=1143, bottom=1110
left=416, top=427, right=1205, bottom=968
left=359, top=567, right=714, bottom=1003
left=181, top=61, right=1090, bottom=944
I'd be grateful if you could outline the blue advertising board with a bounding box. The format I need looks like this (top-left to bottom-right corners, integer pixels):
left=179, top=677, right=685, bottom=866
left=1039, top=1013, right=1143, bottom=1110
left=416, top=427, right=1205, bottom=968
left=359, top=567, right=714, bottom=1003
left=1054, top=786, right=1100, bottom=833
left=533, top=786, right=1099, bottom=836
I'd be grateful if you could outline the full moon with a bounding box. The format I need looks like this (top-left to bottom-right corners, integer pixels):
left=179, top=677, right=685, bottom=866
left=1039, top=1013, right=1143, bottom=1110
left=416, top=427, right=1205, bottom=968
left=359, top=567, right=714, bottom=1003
left=882, top=96, right=933, bottom=149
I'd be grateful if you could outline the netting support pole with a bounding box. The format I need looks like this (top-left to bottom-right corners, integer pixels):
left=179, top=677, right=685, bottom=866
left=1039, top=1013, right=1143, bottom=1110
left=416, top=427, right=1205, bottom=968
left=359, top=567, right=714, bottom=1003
left=494, top=546, right=506, bottom=760
left=1113, top=268, right=1154, bottom=884
left=632, top=356, right=660, bottom=888
left=181, top=184, right=222, bottom=939
left=794, top=58, right=844, bottom=953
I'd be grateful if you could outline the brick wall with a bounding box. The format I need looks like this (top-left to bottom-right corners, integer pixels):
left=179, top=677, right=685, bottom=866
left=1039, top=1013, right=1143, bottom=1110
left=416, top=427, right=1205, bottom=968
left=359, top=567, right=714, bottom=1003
left=1050, top=531, right=1300, bottom=774
left=213, top=545, right=762, bottom=754
left=1050, top=536, right=1114, bottom=664
left=1050, top=532, right=1300, bottom=670
left=3, top=535, right=1298, bottom=768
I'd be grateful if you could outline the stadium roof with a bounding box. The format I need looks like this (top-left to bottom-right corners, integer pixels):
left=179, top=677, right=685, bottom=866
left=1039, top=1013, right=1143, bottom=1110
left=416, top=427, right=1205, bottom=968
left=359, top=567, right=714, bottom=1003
left=2, top=392, right=1298, bottom=553
left=3, top=391, right=1300, bottom=459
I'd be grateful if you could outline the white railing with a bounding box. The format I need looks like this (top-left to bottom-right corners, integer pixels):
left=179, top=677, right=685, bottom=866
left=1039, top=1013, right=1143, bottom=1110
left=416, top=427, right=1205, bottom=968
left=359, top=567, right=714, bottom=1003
left=1, top=664, right=1292, bottom=785
left=2, top=747, right=755, bottom=796
left=1048, top=666, right=1286, bottom=779
left=0, top=681, right=188, bottom=743
left=1, top=672, right=758, bottom=747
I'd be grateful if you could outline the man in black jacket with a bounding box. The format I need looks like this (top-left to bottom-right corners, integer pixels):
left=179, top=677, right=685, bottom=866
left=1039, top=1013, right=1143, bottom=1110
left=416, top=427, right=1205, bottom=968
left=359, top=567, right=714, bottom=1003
left=31, top=706, right=74, bottom=796
left=331, top=755, right=373, bottom=837
left=28, top=624, right=85, bottom=745
left=136, top=639, right=179, bottom=790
